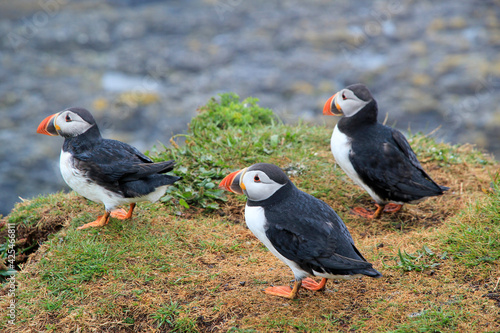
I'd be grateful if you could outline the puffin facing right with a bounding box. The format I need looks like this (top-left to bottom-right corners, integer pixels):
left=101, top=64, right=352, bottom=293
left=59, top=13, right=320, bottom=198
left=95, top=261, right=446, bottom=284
left=219, top=163, right=381, bottom=299
left=323, top=84, right=449, bottom=218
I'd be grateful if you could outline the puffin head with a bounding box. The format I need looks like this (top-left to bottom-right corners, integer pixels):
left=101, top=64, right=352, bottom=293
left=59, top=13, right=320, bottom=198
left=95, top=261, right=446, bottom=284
left=323, top=83, right=374, bottom=118
left=219, top=163, right=289, bottom=202
left=37, top=107, right=98, bottom=138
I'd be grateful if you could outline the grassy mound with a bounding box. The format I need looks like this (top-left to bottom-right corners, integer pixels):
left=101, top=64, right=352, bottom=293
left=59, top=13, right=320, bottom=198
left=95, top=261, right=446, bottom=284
left=1, top=94, right=499, bottom=332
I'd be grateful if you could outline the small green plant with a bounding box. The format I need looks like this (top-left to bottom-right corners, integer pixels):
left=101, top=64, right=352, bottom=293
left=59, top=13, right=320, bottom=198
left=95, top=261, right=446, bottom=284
left=151, top=300, right=198, bottom=331
left=152, top=301, right=179, bottom=328
left=386, top=245, right=445, bottom=273
left=149, top=93, right=281, bottom=210
left=191, top=92, right=277, bottom=131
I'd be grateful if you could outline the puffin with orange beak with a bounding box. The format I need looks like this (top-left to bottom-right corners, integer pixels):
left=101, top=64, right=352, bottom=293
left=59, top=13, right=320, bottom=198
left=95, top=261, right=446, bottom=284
left=37, top=107, right=180, bottom=230
left=219, top=163, right=381, bottom=299
left=323, top=84, right=449, bottom=218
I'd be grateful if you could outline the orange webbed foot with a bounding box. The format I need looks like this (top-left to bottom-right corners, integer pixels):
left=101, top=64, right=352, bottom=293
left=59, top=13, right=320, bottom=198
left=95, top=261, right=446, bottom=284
left=263, top=281, right=302, bottom=299
left=352, top=203, right=402, bottom=219
left=351, top=203, right=386, bottom=219
left=383, top=203, right=403, bottom=213
left=110, top=203, right=136, bottom=220
left=301, top=277, right=327, bottom=291
left=77, top=212, right=110, bottom=230
left=110, top=208, right=129, bottom=219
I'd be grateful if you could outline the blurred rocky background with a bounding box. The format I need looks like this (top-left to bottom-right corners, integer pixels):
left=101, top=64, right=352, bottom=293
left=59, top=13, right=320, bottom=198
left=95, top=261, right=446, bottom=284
left=1, top=0, right=499, bottom=216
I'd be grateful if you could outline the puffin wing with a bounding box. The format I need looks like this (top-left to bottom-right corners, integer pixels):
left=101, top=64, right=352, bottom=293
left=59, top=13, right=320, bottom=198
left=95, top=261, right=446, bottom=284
left=392, top=129, right=449, bottom=191
left=391, top=129, right=426, bottom=174
left=74, top=139, right=174, bottom=183
left=350, top=129, right=446, bottom=201
left=264, top=192, right=374, bottom=274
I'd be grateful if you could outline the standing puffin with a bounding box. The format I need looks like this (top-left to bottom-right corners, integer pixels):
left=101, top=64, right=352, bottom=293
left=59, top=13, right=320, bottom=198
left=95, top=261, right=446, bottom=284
left=37, top=107, right=180, bottom=230
left=219, top=163, right=381, bottom=299
left=323, top=84, right=449, bottom=218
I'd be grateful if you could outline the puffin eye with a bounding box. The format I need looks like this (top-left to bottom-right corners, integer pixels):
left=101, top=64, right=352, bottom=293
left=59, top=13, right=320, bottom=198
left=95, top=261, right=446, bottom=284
left=342, top=92, right=347, bottom=100
left=254, top=175, right=261, bottom=182
left=65, top=114, right=72, bottom=122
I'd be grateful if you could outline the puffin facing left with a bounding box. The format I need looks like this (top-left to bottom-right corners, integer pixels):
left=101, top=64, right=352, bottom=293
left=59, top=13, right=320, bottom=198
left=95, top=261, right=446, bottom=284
left=219, top=163, right=382, bottom=299
left=37, top=107, right=180, bottom=230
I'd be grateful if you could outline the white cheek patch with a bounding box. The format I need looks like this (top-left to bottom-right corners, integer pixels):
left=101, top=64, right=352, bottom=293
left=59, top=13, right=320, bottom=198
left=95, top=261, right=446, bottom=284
left=338, top=97, right=369, bottom=117
left=242, top=171, right=285, bottom=202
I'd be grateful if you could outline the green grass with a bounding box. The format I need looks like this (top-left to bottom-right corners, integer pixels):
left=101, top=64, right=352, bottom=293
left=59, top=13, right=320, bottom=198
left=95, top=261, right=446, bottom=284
left=440, top=173, right=500, bottom=269
left=385, top=245, right=445, bottom=273
left=388, top=306, right=471, bottom=333
left=1, top=93, right=499, bottom=332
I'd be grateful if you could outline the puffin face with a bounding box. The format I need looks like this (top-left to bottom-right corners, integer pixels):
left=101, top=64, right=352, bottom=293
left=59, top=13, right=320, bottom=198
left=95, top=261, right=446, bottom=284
left=323, top=84, right=372, bottom=118
left=37, top=108, right=95, bottom=138
left=219, top=163, right=288, bottom=202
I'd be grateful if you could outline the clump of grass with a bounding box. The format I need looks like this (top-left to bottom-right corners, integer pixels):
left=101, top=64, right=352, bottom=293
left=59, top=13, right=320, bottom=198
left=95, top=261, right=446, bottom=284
left=388, top=306, right=469, bottom=333
left=151, top=301, right=180, bottom=329
left=151, top=301, right=198, bottom=332
left=149, top=93, right=328, bottom=210
left=385, top=245, right=445, bottom=273
left=192, top=92, right=277, bottom=131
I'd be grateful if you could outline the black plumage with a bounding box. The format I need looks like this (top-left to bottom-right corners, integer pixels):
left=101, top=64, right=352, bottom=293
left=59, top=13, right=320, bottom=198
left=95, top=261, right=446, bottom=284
left=219, top=162, right=381, bottom=299
left=251, top=180, right=380, bottom=278
left=324, top=84, right=449, bottom=218
left=37, top=107, right=180, bottom=230
left=342, top=121, right=447, bottom=203
left=62, top=122, right=178, bottom=198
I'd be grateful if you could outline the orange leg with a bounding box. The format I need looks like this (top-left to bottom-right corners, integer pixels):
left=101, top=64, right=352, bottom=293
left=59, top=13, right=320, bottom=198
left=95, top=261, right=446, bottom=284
left=301, top=277, right=327, bottom=291
left=263, top=280, right=302, bottom=299
left=110, top=203, right=136, bottom=220
left=77, top=211, right=111, bottom=230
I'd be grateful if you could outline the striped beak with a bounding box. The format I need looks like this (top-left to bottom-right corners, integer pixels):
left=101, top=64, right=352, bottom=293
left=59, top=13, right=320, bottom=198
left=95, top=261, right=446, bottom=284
left=37, top=113, right=60, bottom=136
left=323, top=93, right=343, bottom=116
left=219, top=168, right=247, bottom=195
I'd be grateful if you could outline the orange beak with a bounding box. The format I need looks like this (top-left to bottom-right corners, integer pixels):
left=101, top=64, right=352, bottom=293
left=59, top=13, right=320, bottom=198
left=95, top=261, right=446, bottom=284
left=323, top=93, right=343, bottom=116
left=219, top=168, right=247, bottom=195
left=37, top=113, right=60, bottom=136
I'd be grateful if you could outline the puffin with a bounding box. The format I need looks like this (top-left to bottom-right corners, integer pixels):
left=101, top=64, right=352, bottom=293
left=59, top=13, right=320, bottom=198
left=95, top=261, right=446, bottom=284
left=219, top=163, right=381, bottom=299
left=37, top=107, right=180, bottom=230
left=323, top=84, right=449, bottom=219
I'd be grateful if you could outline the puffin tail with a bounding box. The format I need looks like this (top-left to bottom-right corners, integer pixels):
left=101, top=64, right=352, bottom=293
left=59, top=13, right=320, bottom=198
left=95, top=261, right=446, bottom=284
left=439, top=185, right=450, bottom=193
left=159, top=174, right=181, bottom=186
left=361, top=267, right=383, bottom=278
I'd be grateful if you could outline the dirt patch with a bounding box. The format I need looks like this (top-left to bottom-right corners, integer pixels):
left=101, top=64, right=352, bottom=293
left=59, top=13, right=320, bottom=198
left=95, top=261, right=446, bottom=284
left=0, top=206, right=66, bottom=273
